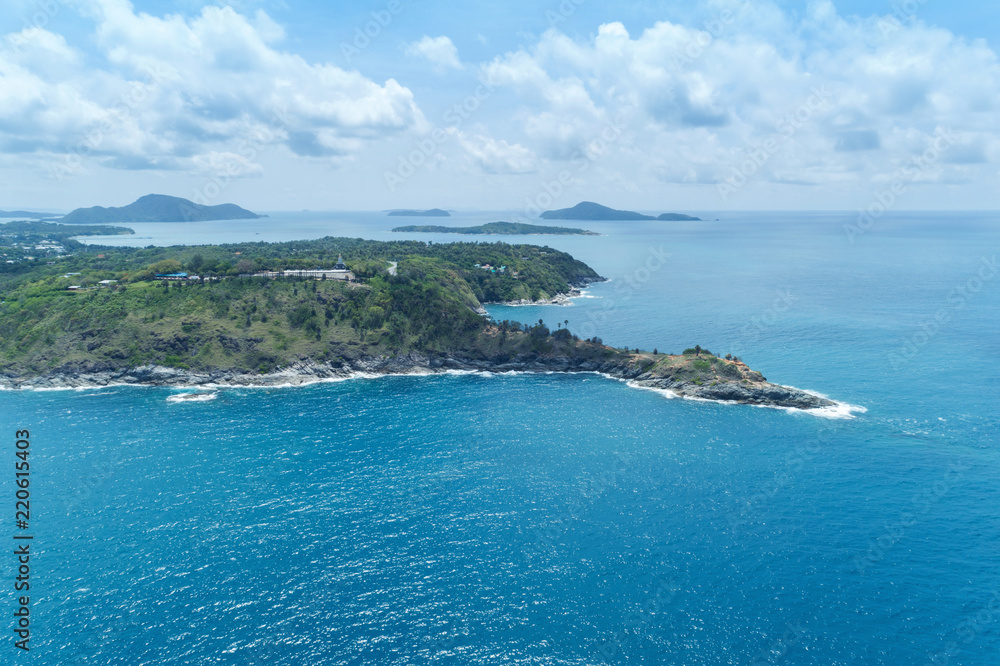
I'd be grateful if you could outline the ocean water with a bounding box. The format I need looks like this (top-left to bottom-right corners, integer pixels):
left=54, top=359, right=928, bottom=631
left=4, top=211, right=999, bottom=664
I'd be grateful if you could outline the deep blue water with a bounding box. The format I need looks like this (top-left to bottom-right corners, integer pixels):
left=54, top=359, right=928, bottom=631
left=3, top=212, right=999, bottom=664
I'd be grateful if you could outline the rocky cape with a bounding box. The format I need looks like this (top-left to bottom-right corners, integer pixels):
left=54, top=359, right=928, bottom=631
left=498, top=288, right=582, bottom=306
left=0, top=353, right=836, bottom=411
left=493, top=277, right=605, bottom=306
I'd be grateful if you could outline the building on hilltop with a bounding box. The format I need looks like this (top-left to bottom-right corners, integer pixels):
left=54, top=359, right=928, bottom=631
left=282, top=254, right=353, bottom=281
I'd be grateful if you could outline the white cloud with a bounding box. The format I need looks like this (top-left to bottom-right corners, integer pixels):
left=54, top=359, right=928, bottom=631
left=0, top=0, right=425, bottom=175
left=404, top=35, right=464, bottom=72
left=4, top=0, right=1000, bottom=209
left=457, top=133, right=537, bottom=174
left=474, top=6, right=1000, bottom=201
left=191, top=151, right=265, bottom=178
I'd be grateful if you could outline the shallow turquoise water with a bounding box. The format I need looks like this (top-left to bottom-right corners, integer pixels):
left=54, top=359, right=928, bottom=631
left=3, top=212, right=999, bottom=664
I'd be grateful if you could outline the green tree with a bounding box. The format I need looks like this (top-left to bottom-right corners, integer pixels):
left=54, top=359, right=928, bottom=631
left=148, top=259, right=183, bottom=275
left=187, top=254, right=204, bottom=273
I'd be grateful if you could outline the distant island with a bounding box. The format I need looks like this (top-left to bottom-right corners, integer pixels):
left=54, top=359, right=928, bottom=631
left=0, top=220, right=133, bottom=241
left=0, top=210, right=59, bottom=219
left=0, top=220, right=133, bottom=263
left=540, top=201, right=701, bottom=221
left=59, top=194, right=262, bottom=224
left=387, top=209, right=451, bottom=217
left=392, top=221, right=598, bottom=236
left=657, top=213, right=702, bottom=221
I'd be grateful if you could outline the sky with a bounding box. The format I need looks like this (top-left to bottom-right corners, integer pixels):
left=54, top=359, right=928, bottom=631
left=1, top=0, right=999, bottom=213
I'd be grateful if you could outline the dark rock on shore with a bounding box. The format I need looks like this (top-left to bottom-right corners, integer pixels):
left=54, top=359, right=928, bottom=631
left=0, top=353, right=837, bottom=411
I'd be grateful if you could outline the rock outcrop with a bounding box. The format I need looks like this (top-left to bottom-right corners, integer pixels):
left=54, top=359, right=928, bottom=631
left=0, top=352, right=836, bottom=410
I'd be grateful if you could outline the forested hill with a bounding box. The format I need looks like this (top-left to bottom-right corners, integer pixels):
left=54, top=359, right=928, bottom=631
left=0, top=236, right=602, bottom=375
left=391, top=222, right=598, bottom=235
left=59, top=194, right=261, bottom=224
left=0, top=232, right=837, bottom=410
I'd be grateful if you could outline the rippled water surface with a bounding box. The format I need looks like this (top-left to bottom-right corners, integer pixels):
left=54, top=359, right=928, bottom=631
left=5, top=211, right=999, bottom=664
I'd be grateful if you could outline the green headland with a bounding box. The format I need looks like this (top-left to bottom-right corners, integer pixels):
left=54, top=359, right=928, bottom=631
left=392, top=221, right=598, bottom=235
left=0, top=223, right=833, bottom=408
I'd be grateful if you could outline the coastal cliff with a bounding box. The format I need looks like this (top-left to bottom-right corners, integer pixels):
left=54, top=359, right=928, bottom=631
left=0, top=349, right=835, bottom=410
left=0, top=234, right=835, bottom=410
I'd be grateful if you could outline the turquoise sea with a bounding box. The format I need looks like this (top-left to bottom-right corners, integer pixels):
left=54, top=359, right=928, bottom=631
left=3, top=211, right=999, bottom=664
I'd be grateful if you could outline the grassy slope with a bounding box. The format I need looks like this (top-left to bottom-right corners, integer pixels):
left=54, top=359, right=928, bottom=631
left=0, top=239, right=599, bottom=374
left=0, top=235, right=757, bottom=386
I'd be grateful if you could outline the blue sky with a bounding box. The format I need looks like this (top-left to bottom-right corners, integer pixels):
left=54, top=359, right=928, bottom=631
left=1, top=0, right=999, bottom=212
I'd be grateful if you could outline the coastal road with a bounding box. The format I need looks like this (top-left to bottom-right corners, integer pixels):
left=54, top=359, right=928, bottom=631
left=388, top=261, right=398, bottom=276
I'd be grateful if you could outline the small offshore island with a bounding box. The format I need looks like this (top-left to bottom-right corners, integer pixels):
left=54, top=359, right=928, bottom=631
left=59, top=194, right=262, bottom=224
left=392, top=221, right=598, bottom=236
left=0, top=222, right=833, bottom=409
left=387, top=209, right=450, bottom=217
left=541, top=201, right=702, bottom=221
left=0, top=210, right=59, bottom=219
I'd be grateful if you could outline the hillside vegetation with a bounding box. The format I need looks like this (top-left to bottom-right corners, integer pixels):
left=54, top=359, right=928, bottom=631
left=392, top=221, right=597, bottom=235
left=0, top=236, right=604, bottom=374
left=59, top=194, right=261, bottom=224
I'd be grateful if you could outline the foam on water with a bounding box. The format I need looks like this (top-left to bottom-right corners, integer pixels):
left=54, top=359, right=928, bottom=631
left=5, top=212, right=999, bottom=664
left=166, top=391, right=217, bottom=403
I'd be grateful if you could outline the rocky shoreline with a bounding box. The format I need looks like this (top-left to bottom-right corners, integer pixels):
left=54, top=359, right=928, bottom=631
left=498, top=290, right=579, bottom=306
left=0, top=352, right=837, bottom=411
left=496, top=277, right=605, bottom=307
